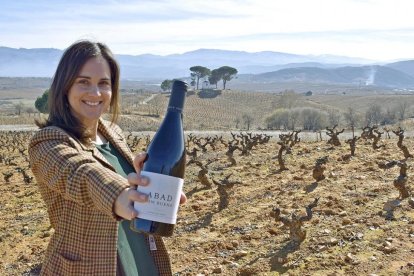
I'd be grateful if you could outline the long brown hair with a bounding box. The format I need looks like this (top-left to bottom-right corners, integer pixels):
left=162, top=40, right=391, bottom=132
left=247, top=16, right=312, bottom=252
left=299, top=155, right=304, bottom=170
left=36, top=40, right=120, bottom=143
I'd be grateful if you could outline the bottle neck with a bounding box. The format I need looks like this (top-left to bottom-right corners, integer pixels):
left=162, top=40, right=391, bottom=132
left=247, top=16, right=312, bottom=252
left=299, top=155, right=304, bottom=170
left=167, top=80, right=187, bottom=113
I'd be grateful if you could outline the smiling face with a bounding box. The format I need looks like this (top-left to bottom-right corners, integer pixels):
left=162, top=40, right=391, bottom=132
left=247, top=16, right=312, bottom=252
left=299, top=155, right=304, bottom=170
left=67, top=57, right=112, bottom=130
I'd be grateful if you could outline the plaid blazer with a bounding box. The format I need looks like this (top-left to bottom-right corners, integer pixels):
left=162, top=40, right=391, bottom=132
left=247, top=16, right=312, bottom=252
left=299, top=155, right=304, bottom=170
left=29, top=119, right=172, bottom=276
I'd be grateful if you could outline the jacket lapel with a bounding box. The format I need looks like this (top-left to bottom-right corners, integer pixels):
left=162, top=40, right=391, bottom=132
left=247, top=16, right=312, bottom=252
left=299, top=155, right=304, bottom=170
left=69, top=128, right=115, bottom=170
left=97, top=119, right=135, bottom=168
left=76, top=119, right=135, bottom=172
left=92, top=147, right=115, bottom=170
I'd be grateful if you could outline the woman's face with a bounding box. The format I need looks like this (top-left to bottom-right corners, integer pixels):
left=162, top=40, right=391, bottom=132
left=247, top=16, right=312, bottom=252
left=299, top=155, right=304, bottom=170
left=67, top=57, right=112, bottom=129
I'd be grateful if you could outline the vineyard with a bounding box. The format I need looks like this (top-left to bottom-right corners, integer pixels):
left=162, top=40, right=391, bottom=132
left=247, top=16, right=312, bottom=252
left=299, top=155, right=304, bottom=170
left=2, top=87, right=414, bottom=132
left=0, top=126, right=413, bottom=275
left=118, top=91, right=414, bottom=132
left=118, top=90, right=277, bottom=131
left=1, top=88, right=414, bottom=275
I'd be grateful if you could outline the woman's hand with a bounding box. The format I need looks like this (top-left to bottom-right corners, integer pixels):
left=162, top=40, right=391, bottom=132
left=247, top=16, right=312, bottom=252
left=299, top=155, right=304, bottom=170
left=114, top=153, right=149, bottom=220
left=179, top=192, right=187, bottom=205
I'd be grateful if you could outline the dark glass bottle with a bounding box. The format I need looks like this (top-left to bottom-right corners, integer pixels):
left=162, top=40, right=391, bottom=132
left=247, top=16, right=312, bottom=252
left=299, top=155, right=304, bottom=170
left=130, top=80, right=187, bottom=236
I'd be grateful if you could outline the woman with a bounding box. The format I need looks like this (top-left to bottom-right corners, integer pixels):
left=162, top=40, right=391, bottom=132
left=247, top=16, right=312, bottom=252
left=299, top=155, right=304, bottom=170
left=29, top=40, right=185, bottom=275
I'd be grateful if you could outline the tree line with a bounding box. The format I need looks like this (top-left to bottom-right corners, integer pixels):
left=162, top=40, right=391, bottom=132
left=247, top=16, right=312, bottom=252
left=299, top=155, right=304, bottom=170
left=161, top=65, right=238, bottom=92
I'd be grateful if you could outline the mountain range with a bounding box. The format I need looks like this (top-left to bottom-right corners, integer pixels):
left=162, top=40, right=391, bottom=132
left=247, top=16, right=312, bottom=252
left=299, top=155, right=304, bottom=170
left=1, top=46, right=414, bottom=89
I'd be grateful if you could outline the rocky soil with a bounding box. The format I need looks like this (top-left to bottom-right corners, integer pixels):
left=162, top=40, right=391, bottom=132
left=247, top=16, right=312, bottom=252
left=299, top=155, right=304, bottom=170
left=0, top=133, right=413, bottom=275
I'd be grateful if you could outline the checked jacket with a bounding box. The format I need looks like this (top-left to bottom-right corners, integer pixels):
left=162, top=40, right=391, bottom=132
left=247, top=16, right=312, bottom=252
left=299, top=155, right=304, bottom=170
left=29, top=118, right=172, bottom=275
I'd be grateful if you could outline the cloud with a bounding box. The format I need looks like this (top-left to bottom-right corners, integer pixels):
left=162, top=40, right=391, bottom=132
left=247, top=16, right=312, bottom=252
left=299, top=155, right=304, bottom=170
left=1, top=0, right=414, bottom=60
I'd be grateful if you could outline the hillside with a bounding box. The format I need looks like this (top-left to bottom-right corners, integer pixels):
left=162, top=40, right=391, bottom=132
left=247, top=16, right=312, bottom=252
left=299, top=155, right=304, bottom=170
left=386, top=60, right=414, bottom=77
left=241, top=66, right=414, bottom=88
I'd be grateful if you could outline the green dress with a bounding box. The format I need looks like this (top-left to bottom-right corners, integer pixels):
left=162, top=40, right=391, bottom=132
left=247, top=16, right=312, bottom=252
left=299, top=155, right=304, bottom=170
left=95, top=142, right=159, bottom=276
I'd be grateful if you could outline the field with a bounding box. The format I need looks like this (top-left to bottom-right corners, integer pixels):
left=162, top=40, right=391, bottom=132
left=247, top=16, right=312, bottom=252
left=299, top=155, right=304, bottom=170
left=0, top=129, right=413, bottom=275
left=0, top=81, right=413, bottom=275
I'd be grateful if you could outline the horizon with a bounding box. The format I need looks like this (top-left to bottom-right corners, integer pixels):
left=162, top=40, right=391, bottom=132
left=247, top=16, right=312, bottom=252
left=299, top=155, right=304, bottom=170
left=0, top=45, right=379, bottom=59
left=1, top=45, right=413, bottom=64
left=2, top=0, right=414, bottom=61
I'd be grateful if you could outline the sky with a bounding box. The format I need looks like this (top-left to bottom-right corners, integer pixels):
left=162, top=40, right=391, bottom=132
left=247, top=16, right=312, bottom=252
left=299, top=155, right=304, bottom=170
left=1, top=0, right=414, bottom=61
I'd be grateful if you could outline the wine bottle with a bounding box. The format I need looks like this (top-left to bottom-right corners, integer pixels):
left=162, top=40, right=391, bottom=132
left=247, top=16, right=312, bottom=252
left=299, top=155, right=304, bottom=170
left=131, top=80, right=187, bottom=237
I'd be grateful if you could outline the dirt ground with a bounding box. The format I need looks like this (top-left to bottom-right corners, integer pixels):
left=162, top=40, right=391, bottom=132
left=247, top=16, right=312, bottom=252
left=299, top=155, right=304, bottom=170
left=0, top=132, right=413, bottom=275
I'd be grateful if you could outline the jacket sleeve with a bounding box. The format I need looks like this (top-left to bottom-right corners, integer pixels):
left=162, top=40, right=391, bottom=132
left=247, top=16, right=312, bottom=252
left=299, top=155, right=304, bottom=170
left=28, top=127, right=129, bottom=219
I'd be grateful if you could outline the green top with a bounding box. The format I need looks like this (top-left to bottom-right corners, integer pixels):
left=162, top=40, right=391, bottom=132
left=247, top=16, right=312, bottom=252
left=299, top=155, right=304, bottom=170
left=95, top=142, right=159, bottom=276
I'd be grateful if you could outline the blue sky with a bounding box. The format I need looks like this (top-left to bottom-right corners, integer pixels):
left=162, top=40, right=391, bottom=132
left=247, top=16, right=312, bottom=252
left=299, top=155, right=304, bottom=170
left=1, top=0, right=414, bottom=61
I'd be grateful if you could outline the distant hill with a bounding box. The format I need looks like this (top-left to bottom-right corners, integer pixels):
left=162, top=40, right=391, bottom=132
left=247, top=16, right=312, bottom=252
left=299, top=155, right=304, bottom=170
left=236, top=62, right=350, bottom=74
left=334, top=66, right=414, bottom=87
left=0, top=47, right=61, bottom=77
left=386, top=60, right=414, bottom=77
left=238, top=65, right=414, bottom=88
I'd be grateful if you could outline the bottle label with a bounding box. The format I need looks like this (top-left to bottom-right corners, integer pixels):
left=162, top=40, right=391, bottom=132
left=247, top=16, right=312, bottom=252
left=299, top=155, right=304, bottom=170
left=134, top=171, right=183, bottom=224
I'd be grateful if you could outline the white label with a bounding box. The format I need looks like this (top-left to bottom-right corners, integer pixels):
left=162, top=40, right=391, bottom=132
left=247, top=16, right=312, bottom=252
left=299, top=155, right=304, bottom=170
left=134, top=171, right=183, bottom=224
